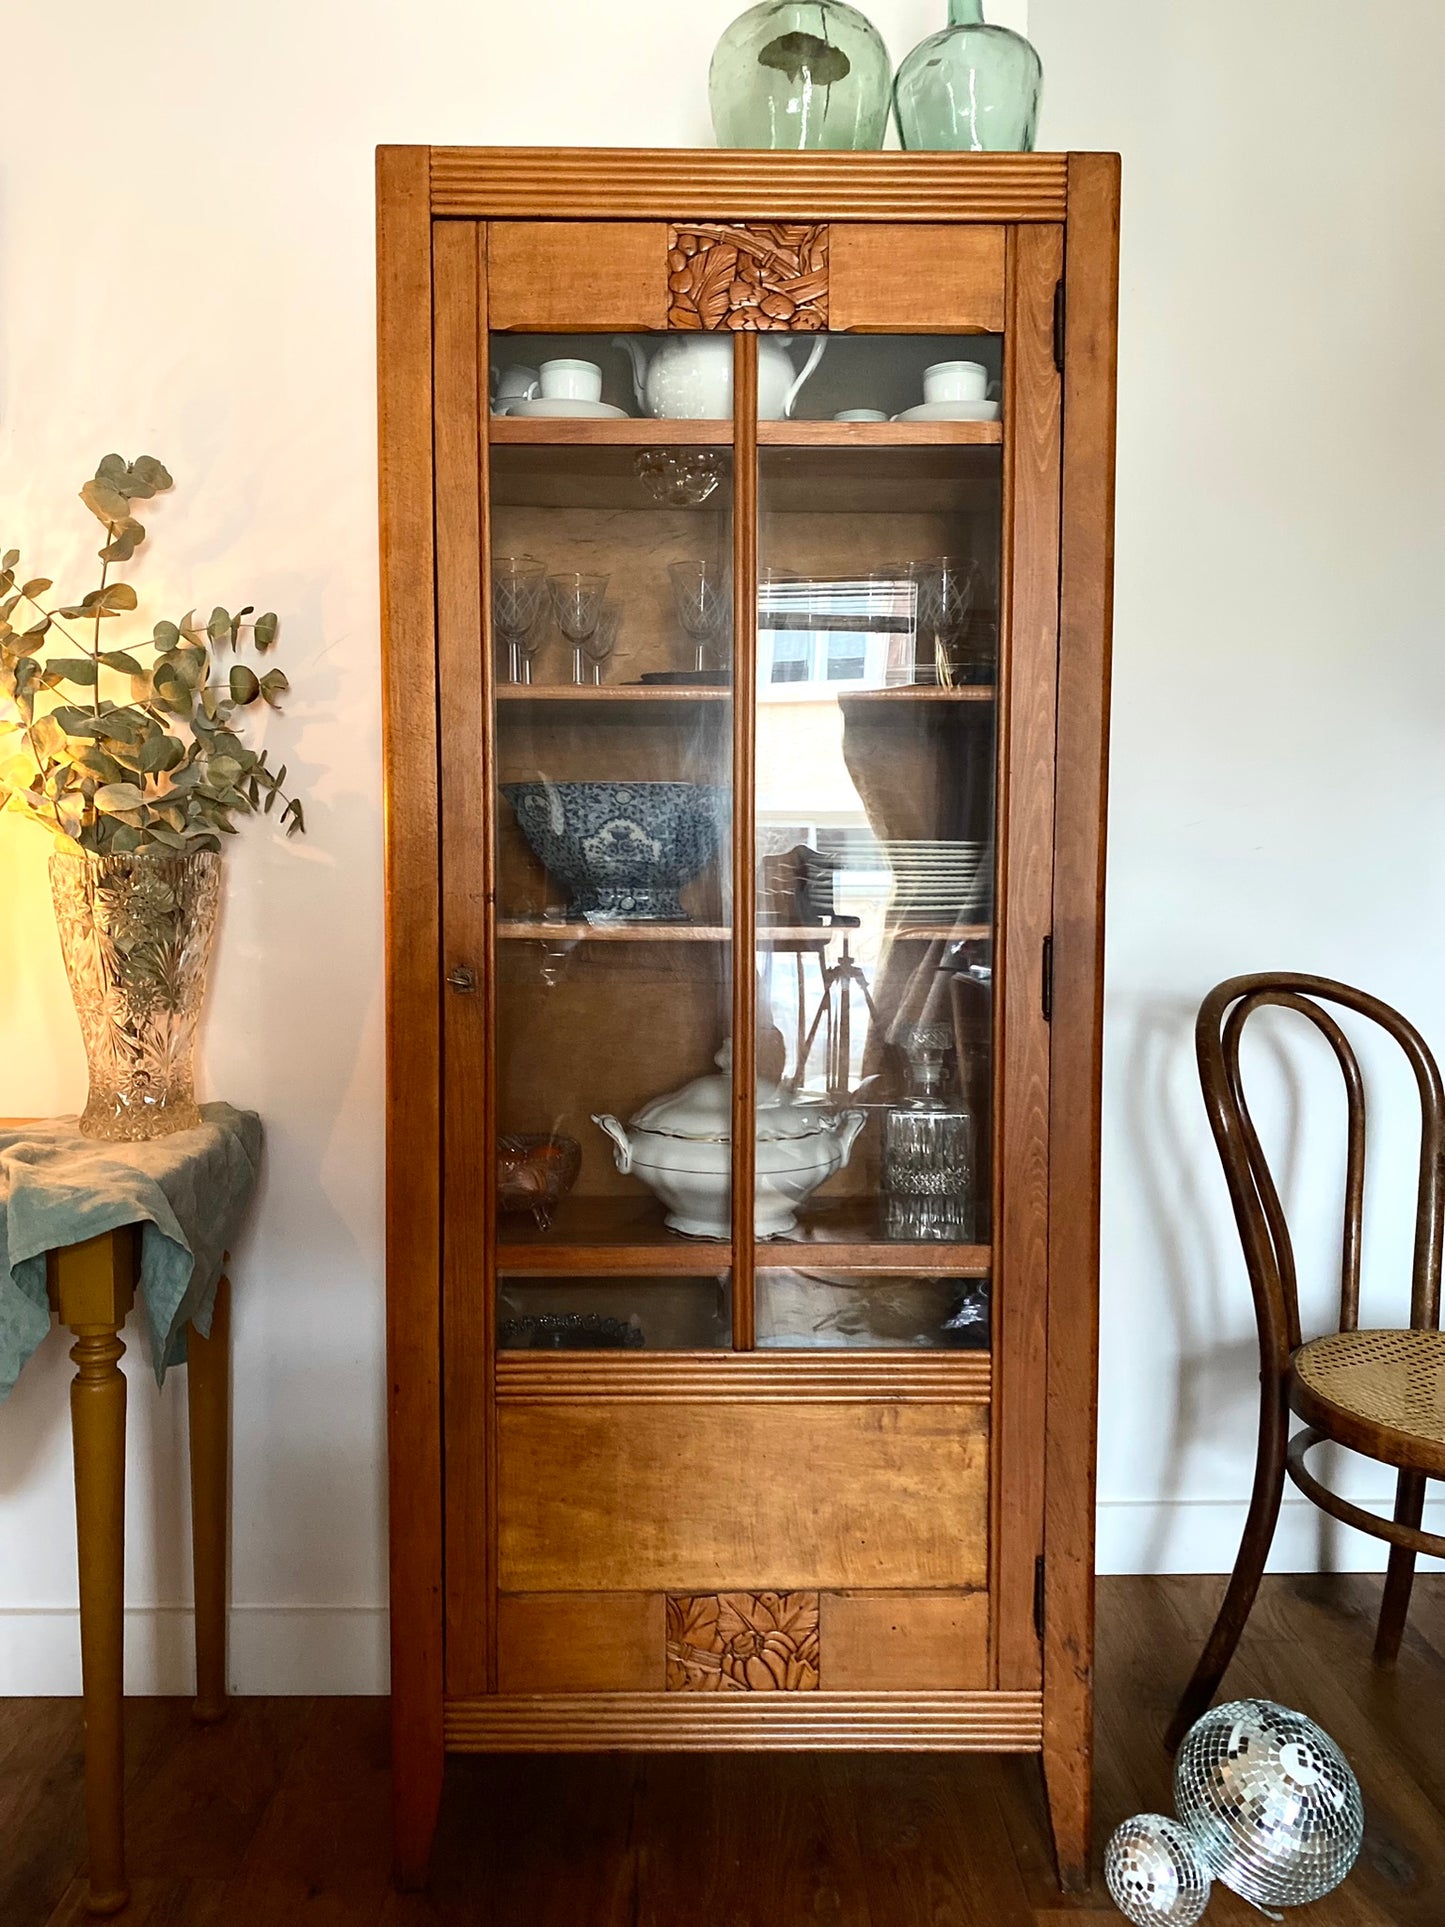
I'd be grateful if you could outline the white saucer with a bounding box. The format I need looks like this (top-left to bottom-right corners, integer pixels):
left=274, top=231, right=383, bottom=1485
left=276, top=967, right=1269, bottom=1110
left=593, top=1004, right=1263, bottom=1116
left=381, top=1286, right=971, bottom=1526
left=894, top=400, right=1001, bottom=423
left=503, top=398, right=630, bottom=420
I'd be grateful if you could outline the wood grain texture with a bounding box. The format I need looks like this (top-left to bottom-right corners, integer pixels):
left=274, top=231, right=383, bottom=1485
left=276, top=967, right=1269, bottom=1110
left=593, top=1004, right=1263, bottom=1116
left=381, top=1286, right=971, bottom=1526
left=820, top=1590, right=990, bottom=1692
left=433, top=219, right=492, bottom=1702
left=486, top=220, right=668, bottom=331
left=992, top=224, right=1063, bottom=1695
left=829, top=224, right=1006, bottom=332
left=497, top=1593, right=665, bottom=1694
left=186, top=1273, right=230, bottom=1724
left=667, top=223, right=828, bottom=331
left=732, top=332, right=759, bottom=1345
left=496, top=1400, right=989, bottom=1593
left=430, top=149, right=1071, bottom=223
left=375, top=142, right=444, bottom=1891
left=757, top=418, right=1002, bottom=446
left=443, top=1691, right=1043, bottom=1751
left=494, top=1352, right=993, bottom=1402
left=1043, top=151, right=1119, bottom=1892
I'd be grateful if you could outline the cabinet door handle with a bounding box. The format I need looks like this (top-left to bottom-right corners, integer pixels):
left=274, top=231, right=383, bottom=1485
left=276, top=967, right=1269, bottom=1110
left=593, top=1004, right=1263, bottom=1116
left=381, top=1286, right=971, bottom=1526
left=446, top=965, right=477, bottom=994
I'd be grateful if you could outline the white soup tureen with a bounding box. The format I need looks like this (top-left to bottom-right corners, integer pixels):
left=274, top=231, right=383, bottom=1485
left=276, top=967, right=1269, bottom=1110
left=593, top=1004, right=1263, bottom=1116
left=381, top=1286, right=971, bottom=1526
left=593, top=1043, right=865, bottom=1240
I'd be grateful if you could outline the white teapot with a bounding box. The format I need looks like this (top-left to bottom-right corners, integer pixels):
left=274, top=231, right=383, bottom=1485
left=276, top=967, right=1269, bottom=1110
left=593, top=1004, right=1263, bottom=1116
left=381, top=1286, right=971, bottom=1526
left=613, top=333, right=827, bottom=422
left=593, top=1042, right=865, bottom=1240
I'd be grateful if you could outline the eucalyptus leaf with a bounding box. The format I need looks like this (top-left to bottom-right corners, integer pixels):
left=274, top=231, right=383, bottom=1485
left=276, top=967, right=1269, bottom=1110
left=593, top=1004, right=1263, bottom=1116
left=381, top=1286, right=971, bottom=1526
left=229, top=664, right=260, bottom=704
left=93, top=781, right=146, bottom=814
left=20, top=578, right=52, bottom=598
left=99, top=650, right=145, bottom=675
left=81, top=478, right=130, bottom=524
left=153, top=621, right=180, bottom=647
left=207, top=606, right=231, bottom=643
left=1, top=549, right=17, bottom=571
left=47, top=657, right=100, bottom=685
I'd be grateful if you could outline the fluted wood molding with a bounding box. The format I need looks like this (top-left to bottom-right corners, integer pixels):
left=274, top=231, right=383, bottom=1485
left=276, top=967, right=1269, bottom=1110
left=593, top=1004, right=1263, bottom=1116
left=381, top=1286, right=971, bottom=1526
left=429, top=149, right=1070, bottom=223
left=444, top=1689, right=1043, bottom=1751
left=495, top=1352, right=993, bottom=1403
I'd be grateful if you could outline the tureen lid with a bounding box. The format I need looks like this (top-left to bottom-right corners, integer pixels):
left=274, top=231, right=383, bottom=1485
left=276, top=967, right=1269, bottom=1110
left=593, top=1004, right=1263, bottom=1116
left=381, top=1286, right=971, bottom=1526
left=630, top=1042, right=830, bottom=1142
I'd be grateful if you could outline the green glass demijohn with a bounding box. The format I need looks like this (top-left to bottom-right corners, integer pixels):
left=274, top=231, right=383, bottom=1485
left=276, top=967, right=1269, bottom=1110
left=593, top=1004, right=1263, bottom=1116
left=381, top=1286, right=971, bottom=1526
left=893, top=0, right=1043, bottom=152
left=709, top=1, right=891, bottom=151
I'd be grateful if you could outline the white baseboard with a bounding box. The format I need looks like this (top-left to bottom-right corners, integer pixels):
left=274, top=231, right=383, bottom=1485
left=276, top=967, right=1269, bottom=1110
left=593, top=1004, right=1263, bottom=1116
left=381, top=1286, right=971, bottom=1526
left=4, top=1500, right=1440, bottom=1696
left=0, top=1605, right=388, bottom=1696
left=1097, top=1495, right=1445, bottom=1577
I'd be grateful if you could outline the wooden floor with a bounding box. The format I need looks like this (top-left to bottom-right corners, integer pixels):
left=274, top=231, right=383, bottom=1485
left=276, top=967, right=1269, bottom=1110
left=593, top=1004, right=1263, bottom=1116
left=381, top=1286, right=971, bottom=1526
left=4, top=1576, right=1444, bottom=1924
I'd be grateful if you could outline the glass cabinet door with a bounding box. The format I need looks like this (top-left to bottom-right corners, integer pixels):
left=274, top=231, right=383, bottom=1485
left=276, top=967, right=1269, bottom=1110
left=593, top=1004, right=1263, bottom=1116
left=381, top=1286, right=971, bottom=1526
left=486, top=333, right=736, bottom=1351
left=481, top=327, right=1008, bottom=1355
left=749, top=334, right=1000, bottom=1350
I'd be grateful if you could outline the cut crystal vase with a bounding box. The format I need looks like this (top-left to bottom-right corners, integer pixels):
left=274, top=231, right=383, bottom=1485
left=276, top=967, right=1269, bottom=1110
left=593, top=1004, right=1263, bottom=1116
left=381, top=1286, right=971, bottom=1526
left=49, top=849, right=222, bottom=1141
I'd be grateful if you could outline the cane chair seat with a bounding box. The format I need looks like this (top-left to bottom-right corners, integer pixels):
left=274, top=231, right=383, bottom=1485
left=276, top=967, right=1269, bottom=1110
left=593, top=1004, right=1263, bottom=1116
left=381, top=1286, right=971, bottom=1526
left=1292, top=1328, right=1445, bottom=1478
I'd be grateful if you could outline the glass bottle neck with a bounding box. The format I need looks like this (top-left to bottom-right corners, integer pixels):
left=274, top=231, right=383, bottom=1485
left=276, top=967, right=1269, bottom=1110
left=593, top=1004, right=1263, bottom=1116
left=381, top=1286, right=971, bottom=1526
left=948, top=0, right=985, bottom=23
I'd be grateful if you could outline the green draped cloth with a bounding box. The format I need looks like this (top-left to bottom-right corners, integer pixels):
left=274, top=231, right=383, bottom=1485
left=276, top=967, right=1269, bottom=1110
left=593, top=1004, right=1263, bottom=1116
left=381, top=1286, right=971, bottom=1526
left=0, top=1103, right=261, bottom=1401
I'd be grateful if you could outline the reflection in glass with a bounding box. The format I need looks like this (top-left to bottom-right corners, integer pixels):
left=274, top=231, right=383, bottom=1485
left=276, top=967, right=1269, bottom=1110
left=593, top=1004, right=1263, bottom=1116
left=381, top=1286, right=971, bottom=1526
left=499, top=1275, right=732, bottom=1350
left=756, top=1269, right=991, bottom=1349
left=756, top=435, right=1000, bottom=1251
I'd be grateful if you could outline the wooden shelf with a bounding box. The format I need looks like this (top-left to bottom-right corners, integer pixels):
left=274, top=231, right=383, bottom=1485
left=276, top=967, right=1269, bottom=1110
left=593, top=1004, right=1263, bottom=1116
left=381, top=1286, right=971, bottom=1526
left=496, top=1197, right=992, bottom=1278
left=838, top=685, right=996, bottom=703
left=498, top=920, right=731, bottom=943
left=499, top=1199, right=729, bottom=1274
left=759, top=420, right=1002, bottom=447
left=498, top=921, right=990, bottom=946
left=495, top=684, right=990, bottom=704
left=496, top=684, right=730, bottom=702
left=491, top=417, right=733, bottom=446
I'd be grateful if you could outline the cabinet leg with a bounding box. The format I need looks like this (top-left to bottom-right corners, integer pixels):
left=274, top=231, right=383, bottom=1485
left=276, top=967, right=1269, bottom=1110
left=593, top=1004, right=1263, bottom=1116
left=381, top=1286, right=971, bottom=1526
left=188, top=1272, right=231, bottom=1724
left=392, top=1706, right=444, bottom=1890
left=1043, top=1730, right=1093, bottom=1895
left=68, top=1319, right=131, bottom=1917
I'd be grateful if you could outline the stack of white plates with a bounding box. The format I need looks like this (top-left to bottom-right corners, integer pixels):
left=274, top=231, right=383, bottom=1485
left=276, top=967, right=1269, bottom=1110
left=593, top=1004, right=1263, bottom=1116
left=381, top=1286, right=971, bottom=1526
left=880, top=840, right=993, bottom=920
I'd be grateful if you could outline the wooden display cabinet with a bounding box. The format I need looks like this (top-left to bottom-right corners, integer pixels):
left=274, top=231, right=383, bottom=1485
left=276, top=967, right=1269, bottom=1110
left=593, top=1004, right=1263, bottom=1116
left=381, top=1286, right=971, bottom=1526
left=377, top=146, right=1118, bottom=1891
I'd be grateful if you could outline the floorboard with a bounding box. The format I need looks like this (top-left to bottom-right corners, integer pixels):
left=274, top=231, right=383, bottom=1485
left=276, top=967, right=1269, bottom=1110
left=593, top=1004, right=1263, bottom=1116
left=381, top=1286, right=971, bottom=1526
left=0, top=1577, right=1438, bottom=1926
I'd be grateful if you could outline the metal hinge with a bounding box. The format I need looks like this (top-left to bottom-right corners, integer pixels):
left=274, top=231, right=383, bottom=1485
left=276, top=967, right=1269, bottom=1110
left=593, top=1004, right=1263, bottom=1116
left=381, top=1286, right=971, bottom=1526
left=1041, top=934, right=1054, bottom=1023
left=1034, top=1553, right=1046, bottom=1640
left=1053, top=278, right=1066, bottom=374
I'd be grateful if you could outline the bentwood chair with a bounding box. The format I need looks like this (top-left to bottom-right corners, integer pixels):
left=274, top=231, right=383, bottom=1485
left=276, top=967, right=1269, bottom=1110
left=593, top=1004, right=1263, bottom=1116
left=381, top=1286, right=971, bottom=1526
left=1167, top=972, right=1445, bottom=1749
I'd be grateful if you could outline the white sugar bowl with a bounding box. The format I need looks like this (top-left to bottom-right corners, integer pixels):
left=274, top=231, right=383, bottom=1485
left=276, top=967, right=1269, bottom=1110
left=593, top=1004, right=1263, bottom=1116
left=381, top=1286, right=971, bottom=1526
left=593, top=1043, right=865, bottom=1240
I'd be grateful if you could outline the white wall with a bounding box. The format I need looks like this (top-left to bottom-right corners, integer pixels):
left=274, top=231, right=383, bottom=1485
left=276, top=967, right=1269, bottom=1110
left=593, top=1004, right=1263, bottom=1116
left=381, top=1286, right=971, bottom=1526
left=1031, top=0, right=1445, bottom=1573
left=1, top=0, right=1441, bottom=1693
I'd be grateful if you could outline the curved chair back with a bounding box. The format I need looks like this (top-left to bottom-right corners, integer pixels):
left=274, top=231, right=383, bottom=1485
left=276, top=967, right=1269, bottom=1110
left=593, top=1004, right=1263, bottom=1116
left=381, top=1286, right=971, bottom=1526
left=1197, top=973, right=1445, bottom=1377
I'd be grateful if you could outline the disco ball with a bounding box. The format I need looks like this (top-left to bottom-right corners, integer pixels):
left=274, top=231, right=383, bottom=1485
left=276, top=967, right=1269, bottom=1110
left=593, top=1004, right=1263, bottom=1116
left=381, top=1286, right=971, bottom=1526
left=1104, top=1813, right=1212, bottom=1926
left=1174, top=1698, right=1363, bottom=1910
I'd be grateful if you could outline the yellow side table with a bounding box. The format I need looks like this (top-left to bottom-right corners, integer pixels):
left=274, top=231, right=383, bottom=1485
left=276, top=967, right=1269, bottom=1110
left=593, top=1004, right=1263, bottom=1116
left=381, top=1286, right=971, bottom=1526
left=46, top=1228, right=233, bottom=1917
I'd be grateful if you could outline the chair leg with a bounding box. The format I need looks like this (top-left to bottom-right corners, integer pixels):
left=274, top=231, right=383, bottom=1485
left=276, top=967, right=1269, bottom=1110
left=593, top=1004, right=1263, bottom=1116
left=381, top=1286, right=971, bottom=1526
left=1374, top=1469, right=1427, bottom=1666
left=1165, top=1379, right=1289, bottom=1751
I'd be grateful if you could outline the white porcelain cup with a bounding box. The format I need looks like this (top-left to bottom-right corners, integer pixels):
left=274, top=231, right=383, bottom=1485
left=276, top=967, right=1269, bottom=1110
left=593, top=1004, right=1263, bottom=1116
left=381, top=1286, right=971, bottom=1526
left=494, top=363, right=539, bottom=399
left=540, top=358, right=604, bottom=402
left=834, top=408, right=888, bottom=422
left=922, top=360, right=989, bottom=403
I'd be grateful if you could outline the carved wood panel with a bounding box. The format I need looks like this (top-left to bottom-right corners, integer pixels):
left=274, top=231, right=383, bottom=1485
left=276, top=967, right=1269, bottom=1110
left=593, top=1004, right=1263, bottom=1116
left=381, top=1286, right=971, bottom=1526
left=666, top=1592, right=821, bottom=1691
left=667, top=224, right=829, bottom=332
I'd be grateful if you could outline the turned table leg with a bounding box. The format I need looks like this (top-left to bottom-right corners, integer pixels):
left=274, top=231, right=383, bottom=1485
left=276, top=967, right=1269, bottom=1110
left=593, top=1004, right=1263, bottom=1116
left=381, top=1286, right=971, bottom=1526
left=188, top=1272, right=231, bottom=1723
left=50, top=1229, right=138, bottom=1919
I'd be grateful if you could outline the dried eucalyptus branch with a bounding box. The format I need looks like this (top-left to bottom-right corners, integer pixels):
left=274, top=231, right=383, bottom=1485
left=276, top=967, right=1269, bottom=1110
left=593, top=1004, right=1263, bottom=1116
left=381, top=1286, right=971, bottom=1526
left=0, top=455, right=306, bottom=854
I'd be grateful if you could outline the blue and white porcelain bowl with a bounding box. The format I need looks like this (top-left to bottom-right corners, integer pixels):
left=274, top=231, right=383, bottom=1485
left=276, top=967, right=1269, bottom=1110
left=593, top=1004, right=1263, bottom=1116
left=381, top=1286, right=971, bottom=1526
left=502, top=780, right=726, bottom=922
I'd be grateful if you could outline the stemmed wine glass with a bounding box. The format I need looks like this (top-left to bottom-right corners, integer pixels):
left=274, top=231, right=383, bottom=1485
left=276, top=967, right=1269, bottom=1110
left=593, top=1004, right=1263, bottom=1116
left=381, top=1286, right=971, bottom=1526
left=668, top=560, right=730, bottom=673
left=547, top=571, right=611, bottom=686
left=493, top=555, right=547, bottom=684
left=579, top=601, right=621, bottom=685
